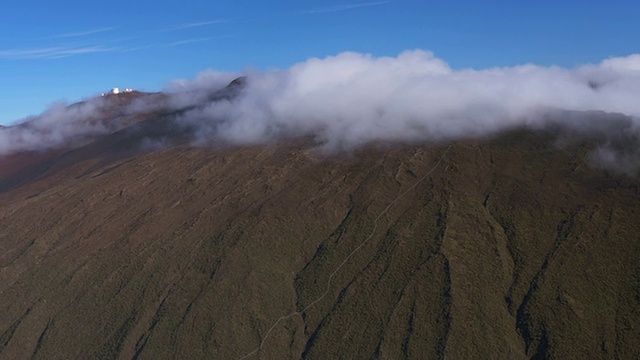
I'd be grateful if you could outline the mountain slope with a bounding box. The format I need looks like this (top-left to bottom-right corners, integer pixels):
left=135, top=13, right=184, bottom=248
left=0, top=119, right=639, bottom=359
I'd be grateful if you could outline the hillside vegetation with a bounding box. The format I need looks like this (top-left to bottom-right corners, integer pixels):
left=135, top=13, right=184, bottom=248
left=0, top=125, right=639, bottom=359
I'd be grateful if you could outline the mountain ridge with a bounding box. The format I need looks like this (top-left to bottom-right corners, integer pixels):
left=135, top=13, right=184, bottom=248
left=0, top=87, right=639, bottom=358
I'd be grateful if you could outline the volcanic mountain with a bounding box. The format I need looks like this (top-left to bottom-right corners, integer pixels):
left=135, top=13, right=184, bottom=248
left=0, top=82, right=639, bottom=359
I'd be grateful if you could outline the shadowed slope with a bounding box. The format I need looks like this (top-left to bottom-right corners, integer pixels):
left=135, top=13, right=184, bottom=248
left=0, top=91, right=164, bottom=190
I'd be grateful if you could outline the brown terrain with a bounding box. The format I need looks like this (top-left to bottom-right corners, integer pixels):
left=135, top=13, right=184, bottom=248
left=0, top=91, right=639, bottom=359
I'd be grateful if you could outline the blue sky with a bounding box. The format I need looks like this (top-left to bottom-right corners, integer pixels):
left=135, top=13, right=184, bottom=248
left=1, top=0, right=638, bottom=125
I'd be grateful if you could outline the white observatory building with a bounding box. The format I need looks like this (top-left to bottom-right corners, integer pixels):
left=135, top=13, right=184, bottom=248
left=101, top=88, right=134, bottom=96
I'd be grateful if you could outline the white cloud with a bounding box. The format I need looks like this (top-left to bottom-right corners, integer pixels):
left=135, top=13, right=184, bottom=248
left=173, top=50, right=640, bottom=150
left=3, top=49, right=640, bottom=172
left=600, top=54, right=640, bottom=72
left=0, top=97, right=117, bottom=154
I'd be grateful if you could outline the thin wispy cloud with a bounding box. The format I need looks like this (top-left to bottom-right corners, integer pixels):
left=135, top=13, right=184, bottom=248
left=301, top=1, right=390, bottom=14
left=119, top=35, right=232, bottom=52
left=179, top=19, right=235, bottom=29
left=49, top=46, right=115, bottom=58
left=166, top=35, right=232, bottom=47
left=0, top=45, right=116, bottom=60
left=46, top=27, right=118, bottom=39
left=156, top=19, right=235, bottom=32
left=10, top=19, right=231, bottom=59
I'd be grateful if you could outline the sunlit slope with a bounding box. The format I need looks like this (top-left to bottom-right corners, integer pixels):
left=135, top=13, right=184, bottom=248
left=0, top=129, right=638, bottom=359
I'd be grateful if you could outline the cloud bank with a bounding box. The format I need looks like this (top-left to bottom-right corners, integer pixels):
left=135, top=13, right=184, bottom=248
left=3, top=50, right=640, bottom=171
left=172, top=50, right=640, bottom=148
left=0, top=97, right=129, bottom=155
